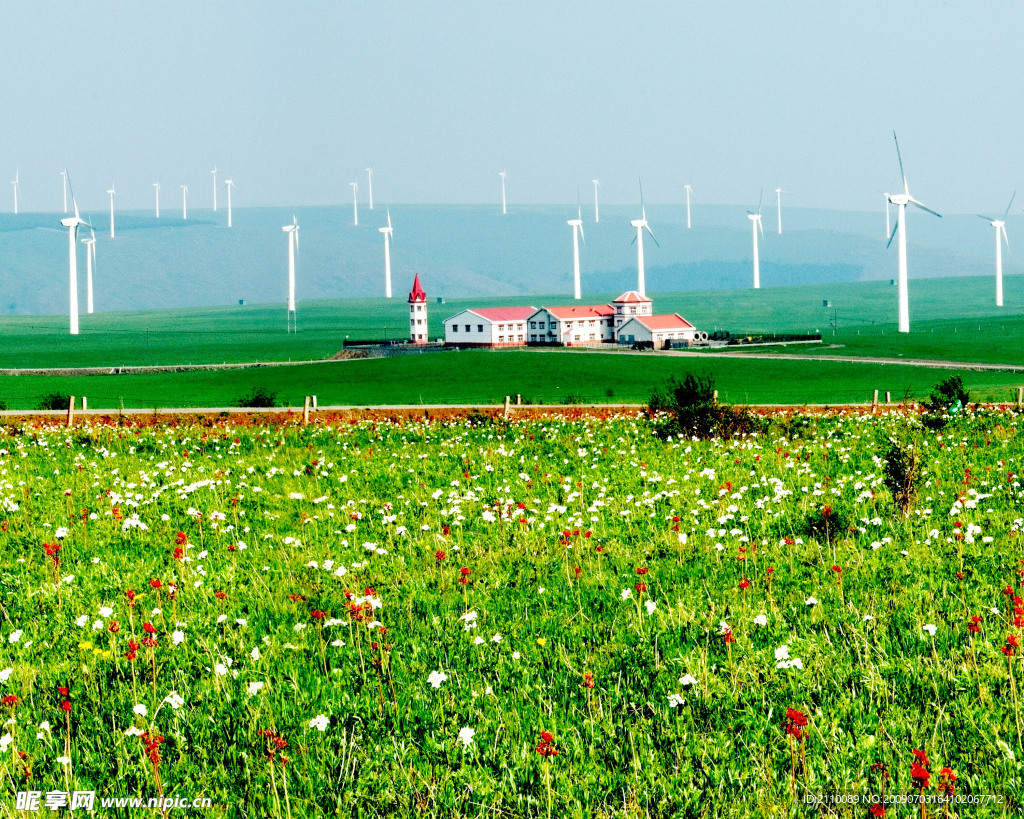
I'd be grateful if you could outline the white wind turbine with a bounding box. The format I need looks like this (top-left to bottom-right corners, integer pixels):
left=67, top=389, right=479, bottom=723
left=224, top=179, right=234, bottom=227
left=106, top=186, right=116, bottom=238
left=630, top=181, right=659, bottom=297
left=978, top=192, right=1015, bottom=307
left=211, top=167, right=218, bottom=211
left=366, top=168, right=374, bottom=210
left=283, top=216, right=299, bottom=332
left=592, top=179, right=600, bottom=223
left=350, top=182, right=359, bottom=226
left=153, top=182, right=161, bottom=218
left=568, top=205, right=585, bottom=300
left=11, top=170, right=18, bottom=214
left=747, top=191, right=764, bottom=289
left=886, top=131, right=941, bottom=333
left=499, top=171, right=508, bottom=215
left=60, top=172, right=89, bottom=335
left=180, top=185, right=188, bottom=220
left=684, top=184, right=693, bottom=229
left=379, top=209, right=394, bottom=298
left=82, top=228, right=97, bottom=314
left=60, top=170, right=68, bottom=214
left=775, top=187, right=786, bottom=234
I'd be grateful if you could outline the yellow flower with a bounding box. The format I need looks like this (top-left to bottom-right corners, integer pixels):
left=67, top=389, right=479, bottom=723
left=77, top=641, right=94, bottom=651
left=536, top=637, right=547, bottom=647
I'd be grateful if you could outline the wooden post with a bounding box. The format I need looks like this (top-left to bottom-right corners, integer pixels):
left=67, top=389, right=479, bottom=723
left=503, top=395, right=510, bottom=419
left=712, top=390, right=718, bottom=403
left=311, top=395, right=318, bottom=410
left=871, top=390, right=879, bottom=413
left=885, top=391, right=891, bottom=404
left=516, top=394, right=522, bottom=405
left=1017, top=386, right=1023, bottom=409
left=302, top=396, right=310, bottom=425
left=67, top=396, right=75, bottom=427
left=81, top=396, right=87, bottom=411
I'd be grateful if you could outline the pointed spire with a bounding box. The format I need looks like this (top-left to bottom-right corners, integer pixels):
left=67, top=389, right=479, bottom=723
left=408, top=273, right=426, bottom=303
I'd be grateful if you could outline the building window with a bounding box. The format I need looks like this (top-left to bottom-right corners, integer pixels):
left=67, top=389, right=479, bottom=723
left=451, top=324, right=458, bottom=333
left=538, top=322, right=545, bottom=329
left=574, top=334, right=580, bottom=341
left=530, top=334, right=537, bottom=342
left=530, top=321, right=536, bottom=329
left=630, top=307, right=636, bottom=314
left=518, top=334, right=523, bottom=341
left=465, top=324, right=470, bottom=332
left=499, top=335, right=504, bottom=342
left=477, top=325, right=483, bottom=332
left=565, top=321, right=572, bottom=329
left=499, top=324, right=505, bottom=331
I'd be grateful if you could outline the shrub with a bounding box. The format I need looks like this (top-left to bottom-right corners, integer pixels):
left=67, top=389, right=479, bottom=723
left=923, top=376, right=970, bottom=430
left=882, top=436, right=923, bottom=516
left=236, top=387, right=278, bottom=408
left=37, top=392, right=72, bottom=411
left=0, top=398, right=7, bottom=411
left=649, top=373, right=761, bottom=440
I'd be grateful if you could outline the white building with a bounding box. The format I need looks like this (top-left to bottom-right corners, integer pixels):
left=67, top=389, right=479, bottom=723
left=527, top=304, right=614, bottom=345
left=408, top=274, right=428, bottom=343
left=444, top=306, right=535, bottom=347
left=617, top=313, right=698, bottom=347
left=611, top=291, right=653, bottom=330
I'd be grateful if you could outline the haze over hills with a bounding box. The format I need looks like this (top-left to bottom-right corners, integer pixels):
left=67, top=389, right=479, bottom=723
left=0, top=203, right=1015, bottom=316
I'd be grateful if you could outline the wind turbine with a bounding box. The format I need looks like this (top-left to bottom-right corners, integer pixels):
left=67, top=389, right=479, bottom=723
left=106, top=187, right=116, bottom=238
left=366, top=168, right=374, bottom=210
left=568, top=205, right=585, bottom=300
left=211, top=167, right=218, bottom=211
left=225, top=179, right=234, bottom=227
left=630, top=181, right=658, bottom=297
left=378, top=209, right=394, bottom=298
left=978, top=192, right=1015, bottom=307
left=886, top=131, right=941, bottom=333
left=775, top=187, right=786, bottom=234
left=282, top=216, right=299, bottom=332
left=350, top=182, right=359, bottom=226
left=60, top=170, right=68, bottom=214
left=592, top=179, right=600, bottom=223
left=747, top=191, right=764, bottom=289
left=11, top=170, right=18, bottom=214
left=153, top=182, right=161, bottom=218
left=180, top=185, right=188, bottom=220
left=684, top=184, right=693, bottom=229
left=60, top=171, right=89, bottom=335
left=499, top=171, right=508, bottom=215
left=81, top=229, right=96, bottom=314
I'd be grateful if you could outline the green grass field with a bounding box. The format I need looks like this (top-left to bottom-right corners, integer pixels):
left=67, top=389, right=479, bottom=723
left=2, top=275, right=1022, bottom=408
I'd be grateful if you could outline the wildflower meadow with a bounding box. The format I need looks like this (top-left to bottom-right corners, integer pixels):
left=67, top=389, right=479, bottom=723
left=1, top=407, right=1023, bottom=817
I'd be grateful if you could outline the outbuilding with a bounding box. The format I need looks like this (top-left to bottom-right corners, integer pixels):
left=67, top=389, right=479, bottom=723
left=617, top=313, right=699, bottom=348
left=444, top=306, right=536, bottom=347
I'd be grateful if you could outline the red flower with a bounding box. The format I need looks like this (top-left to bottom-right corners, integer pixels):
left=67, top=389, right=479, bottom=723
left=175, top=531, right=188, bottom=545
left=2, top=695, right=20, bottom=707
left=536, top=730, right=558, bottom=757
left=635, top=582, right=647, bottom=593
left=582, top=672, right=594, bottom=689
left=149, top=579, right=162, bottom=590
left=141, top=636, right=157, bottom=648
left=738, top=578, right=750, bottom=590
left=435, top=550, right=446, bottom=561
left=60, top=701, right=71, bottom=713
left=215, top=590, right=227, bottom=600
left=869, top=804, right=886, bottom=817
left=967, top=615, right=981, bottom=634
left=635, top=567, right=648, bottom=576
left=57, top=686, right=69, bottom=697
left=783, top=707, right=808, bottom=739
left=126, top=589, right=137, bottom=607
left=311, top=609, right=327, bottom=621
left=142, top=622, right=157, bottom=634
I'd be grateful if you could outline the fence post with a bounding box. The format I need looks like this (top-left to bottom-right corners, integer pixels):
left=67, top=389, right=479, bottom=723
left=503, top=395, right=510, bottom=419
left=516, top=394, right=522, bottom=405
left=885, top=391, right=891, bottom=405
left=871, top=390, right=879, bottom=413
left=312, top=395, right=318, bottom=410
left=712, top=390, right=718, bottom=403
left=67, top=396, right=76, bottom=427
left=1017, top=386, right=1023, bottom=409
left=302, top=396, right=310, bottom=425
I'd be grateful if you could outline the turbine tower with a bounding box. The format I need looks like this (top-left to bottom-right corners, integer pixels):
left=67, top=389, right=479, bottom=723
left=180, top=185, right=188, bottom=220
left=153, top=182, right=161, bottom=218
left=225, top=179, right=234, bottom=227
left=60, top=172, right=88, bottom=335
left=379, top=209, right=394, bottom=298
left=11, top=170, right=18, bottom=214
left=499, top=171, right=507, bottom=215
left=568, top=206, right=584, bottom=300
left=775, top=187, right=785, bottom=234
left=283, top=216, right=299, bottom=332
left=211, top=167, right=218, bottom=211
left=350, top=182, right=359, bottom=226
left=747, top=192, right=764, bottom=289
left=886, top=131, right=941, bottom=333
left=592, top=179, right=600, bottom=223
left=630, top=181, right=658, bottom=297
left=82, top=229, right=97, bottom=314
left=684, top=184, right=693, bottom=229
left=978, top=192, right=1014, bottom=307
left=60, top=170, right=68, bottom=214
left=106, top=186, right=116, bottom=238
left=366, top=168, right=374, bottom=210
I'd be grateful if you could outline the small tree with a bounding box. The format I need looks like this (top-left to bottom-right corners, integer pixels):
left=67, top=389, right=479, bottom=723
left=649, top=373, right=760, bottom=440
left=37, top=392, right=71, bottom=411
left=236, top=387, right=278, bottom=408
left=923, top=376, right=970, bottom=430
left=883, top=436, right=923, bottom=516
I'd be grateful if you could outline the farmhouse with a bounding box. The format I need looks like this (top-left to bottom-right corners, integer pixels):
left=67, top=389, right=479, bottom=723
left=444, top=306, right=536, bottom=347
left=527, top=304, right=615, bottom=345
left=611, top=291, right=653, bottom=330
left=617, top=313, right=698, bottom=348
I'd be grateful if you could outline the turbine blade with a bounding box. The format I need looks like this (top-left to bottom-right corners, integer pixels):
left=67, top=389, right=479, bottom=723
left=578, top=222, right=585, bottom=245
left=893, top=131, right=908, bottom=195
left=645, top=223, right=659, bottom=247
left=886, top=215, right=899, bottom=249
left=1003, top=224, right=1010, bottom=252
left=757, top=188, right=763, bottom=214
left=978, top=214, right=995, bottom=222
left=909, top=198, right=941, bottom=218
left=1004, top=191, right=1017, bottom=222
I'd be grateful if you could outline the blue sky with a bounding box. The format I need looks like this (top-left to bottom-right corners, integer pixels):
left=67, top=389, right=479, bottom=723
left=3, top=2, right=1023, bottom=212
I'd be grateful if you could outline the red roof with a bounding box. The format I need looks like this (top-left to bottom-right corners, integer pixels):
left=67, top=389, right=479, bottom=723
left=408, top=274, right=427, bottom=303
left=543, top=304, right=614, bottom=319
left=632, top=313, right=695, bottom=330
left=614, top=290, right=652, bottom=304
left=469, top=306, right=537, bottom=322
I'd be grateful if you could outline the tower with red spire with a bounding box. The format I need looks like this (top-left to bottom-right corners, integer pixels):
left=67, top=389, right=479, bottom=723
left=408, top=274, right=427, bottom=343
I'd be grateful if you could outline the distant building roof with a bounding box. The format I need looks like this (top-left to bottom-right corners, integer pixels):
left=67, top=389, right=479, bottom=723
left=632, top=313, right=695, bottom=330
left=614, top=291, right=652, bottom=304
left=542, top=304, right=615, bottom=319
left=408, top=274, right=427, bottom=303
left=468, top=306, right=537, bottom=322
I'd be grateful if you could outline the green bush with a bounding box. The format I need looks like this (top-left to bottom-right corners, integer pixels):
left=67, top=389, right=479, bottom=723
left=649, top=373, right=762, bottom=440
left=236, top=387, right=278, bottom=408
left=37, top=392, right=72, bottom=411
left=882, top=435, right=923, bottom=516
left=923, top=375, right=970, bottom=430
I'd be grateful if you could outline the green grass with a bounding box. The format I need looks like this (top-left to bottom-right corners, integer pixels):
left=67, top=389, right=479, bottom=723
left=2, top=350, right=1024, bottom=410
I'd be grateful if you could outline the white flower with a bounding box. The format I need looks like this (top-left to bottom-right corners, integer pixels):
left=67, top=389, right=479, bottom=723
left=620, top=589, right=632, bottom=600
left=294, top=623, right=307, bottom=632
left=250, top=647, right=260, bottom=661
left=309, top=714, right=330, bottom=732
left=473, top=636, right=485, bottom=645
left=216, top=614, right=227, bottom=624
left=679, top=674, right=698, bottom=687
left=863, top=615, right=875, bottom=622
left=99, top=606, right=114, bottom=618
left=172, top=631, right=185, bottom=646
left=457, top=726, right=476, bottom=747
left=644, top=600, right=657, bottom=616
left=125, top=726, right=145, bottom=737
left=460, top=611, right=478, bottom=631
left=753, top=614, right=768, bottom=627
left=923, top=623, right=938, bottom=636
left=491, top=633, right=502, bottom=643
left=668, top=694, right=685, bottom=708
left=512, top=651, right=521, bottom=660
left=214, top=663, right=227, bottom=676
left=0, top=733, right=11, bottom=751
left=774, top=645, right=790, bottom=661
left=0, top=668, right=11, bottom=683
left=537, top=587, right=545, bottom=594
left=75, top=615, right=88, bottom=628
left=718, top=621, right=731, bottom=635
left=805, top=596, right=818, bottom=607
left=56, top=756, right=71, bottom=765
left=247, top=682, right=264, bottom=696
left=55, top=527, right=69, bottom=539
left=133, top=704, right=148, bottom=717
left=163, top=691, right=185, bottom=710
left=235, top=618, right=248, bottom=627
left=427, top=670, right=448, bottom=688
